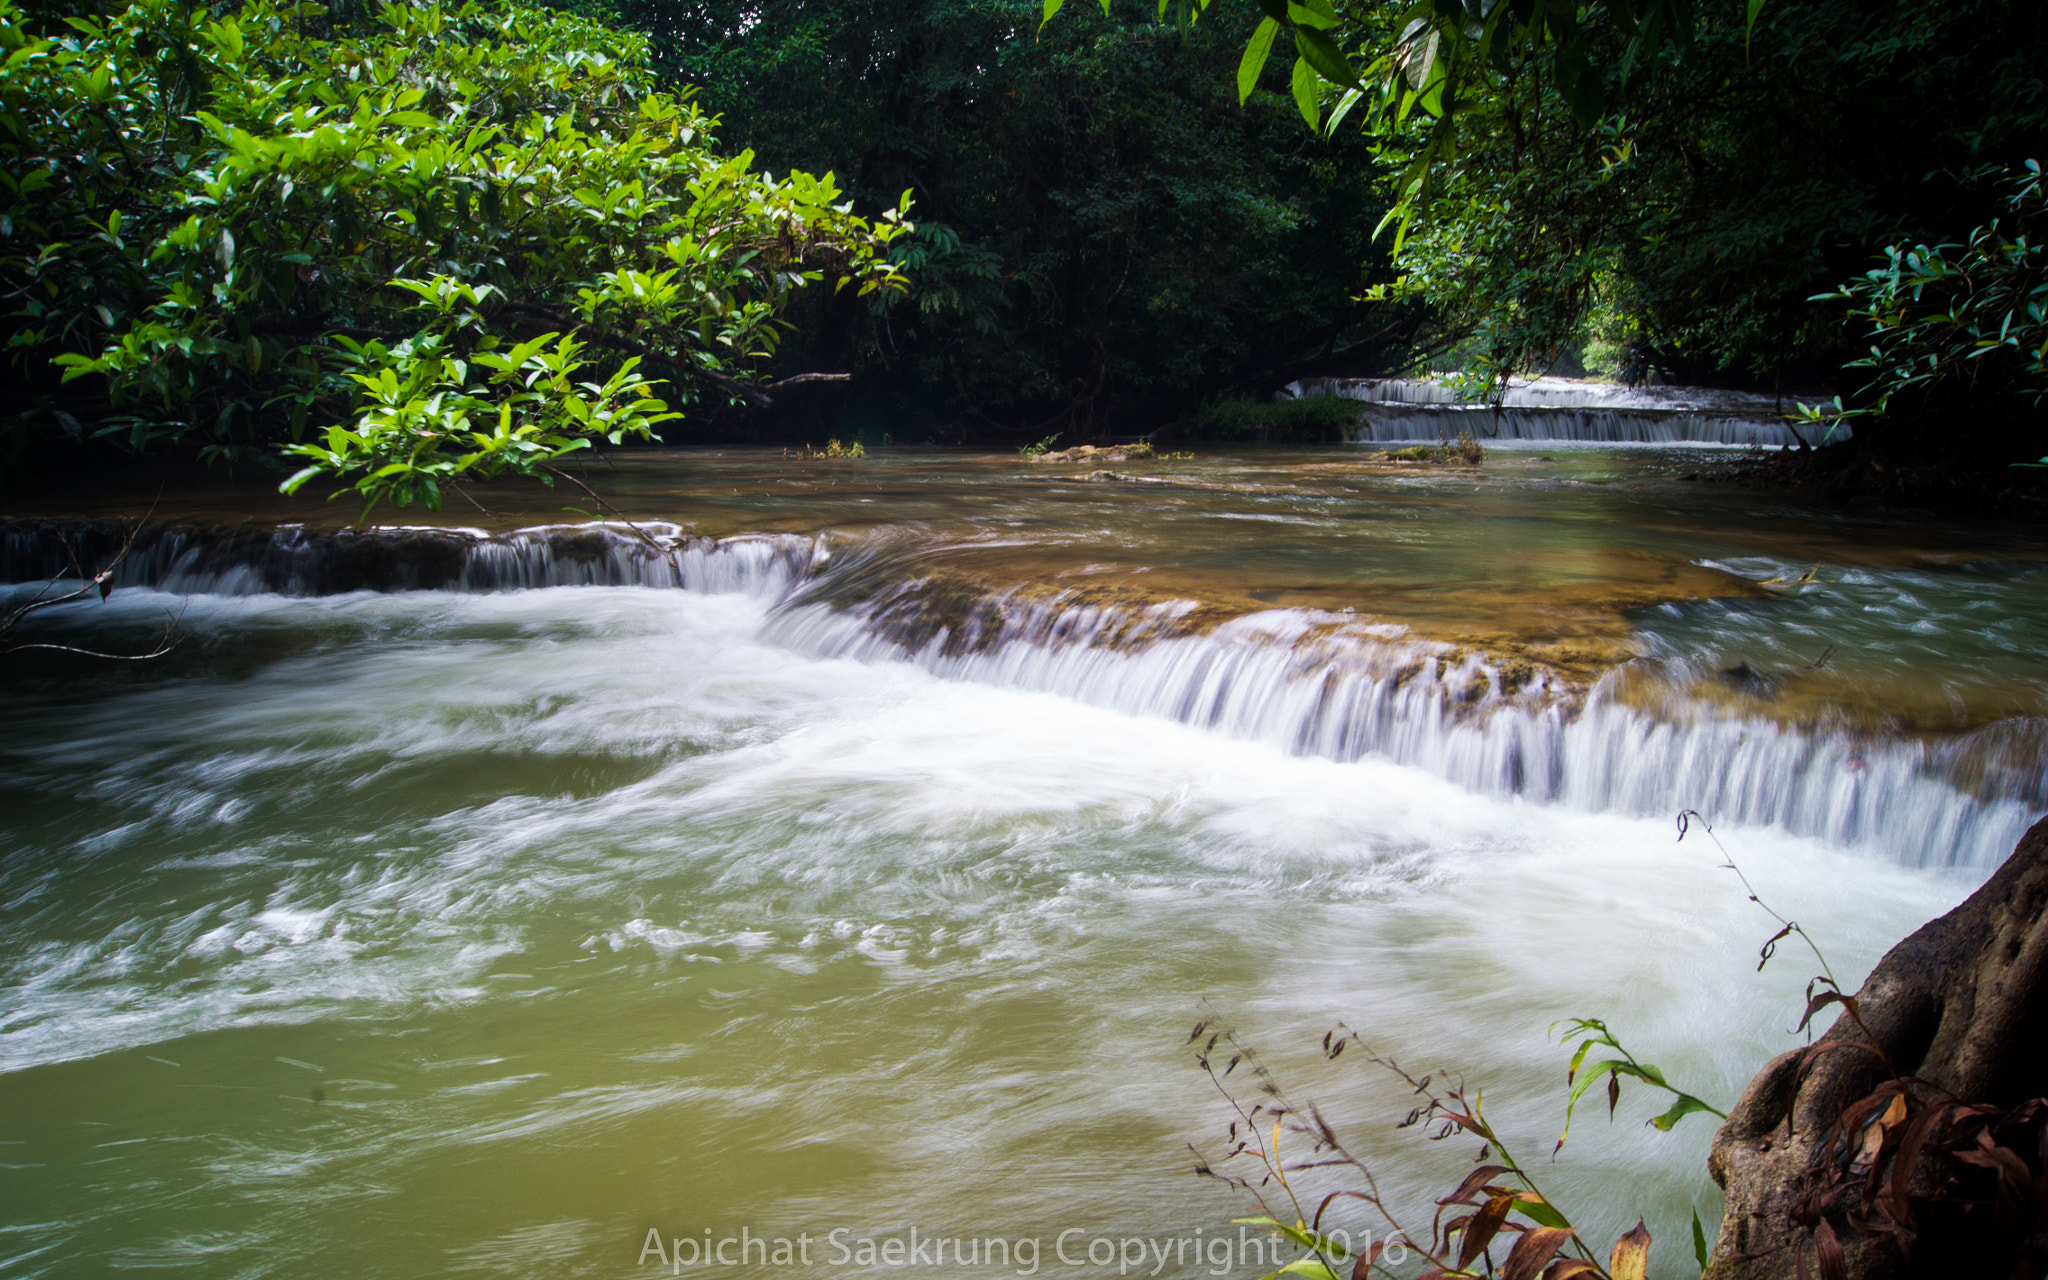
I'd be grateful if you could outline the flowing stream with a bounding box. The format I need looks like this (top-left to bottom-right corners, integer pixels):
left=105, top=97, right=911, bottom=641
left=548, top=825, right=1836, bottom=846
left=2, top=444, right=2042, bottom=1279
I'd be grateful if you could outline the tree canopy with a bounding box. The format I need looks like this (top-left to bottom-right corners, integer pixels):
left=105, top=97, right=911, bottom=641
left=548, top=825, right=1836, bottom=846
left=0, top=0, right=909, bottom=507
left=1041, top=0, right=2046, bottom=450
left=623, top=0, right=1435, bottom=439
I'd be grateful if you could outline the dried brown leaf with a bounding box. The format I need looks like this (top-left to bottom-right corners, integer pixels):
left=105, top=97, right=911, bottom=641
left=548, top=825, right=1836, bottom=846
left=1501, top=1226, right=1574, bottom=1280
left=1814, top=1218, right=1847, bottom=1280
left=1607, top=1219, right=1651, bottom=1280
left=1438, top=1164, right=1510, bottom=1207
left=1457, top=1195, right=1515, bottom=1271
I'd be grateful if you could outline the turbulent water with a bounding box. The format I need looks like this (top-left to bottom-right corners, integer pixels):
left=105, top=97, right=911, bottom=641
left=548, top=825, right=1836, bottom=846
left=1, top=445, right=2040, bottom=1279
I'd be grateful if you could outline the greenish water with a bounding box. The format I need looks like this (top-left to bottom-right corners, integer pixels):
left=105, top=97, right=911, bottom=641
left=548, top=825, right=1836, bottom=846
left=2, top=444, right=2039, bottom=1278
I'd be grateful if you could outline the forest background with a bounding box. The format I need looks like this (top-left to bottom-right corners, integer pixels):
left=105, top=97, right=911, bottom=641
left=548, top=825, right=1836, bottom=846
left=2, top=0, right=2044, bottom=498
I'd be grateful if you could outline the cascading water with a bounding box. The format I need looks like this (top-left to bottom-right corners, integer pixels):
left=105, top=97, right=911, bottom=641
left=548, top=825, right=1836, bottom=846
left=6, top=517, right=2033, bottom=867
left=1, top=449, right=2034, bottom=1280
left=1281, top=376, right=1845, bottom=446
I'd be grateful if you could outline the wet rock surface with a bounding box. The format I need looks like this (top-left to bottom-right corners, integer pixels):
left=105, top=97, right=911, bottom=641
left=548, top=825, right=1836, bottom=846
left=1707, top=815, right=2048, bottom=1278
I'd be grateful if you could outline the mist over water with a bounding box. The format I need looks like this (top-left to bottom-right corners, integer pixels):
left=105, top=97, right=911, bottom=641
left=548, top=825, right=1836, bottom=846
left=1, top=445, right=2039, bottom=1278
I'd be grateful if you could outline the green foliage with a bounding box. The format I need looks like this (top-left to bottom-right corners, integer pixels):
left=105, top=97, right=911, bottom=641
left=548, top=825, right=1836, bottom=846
left=1554, top=1017, right=1726, bottom=1154
left=1050, top=0, right=2048, bottom=415
left=1379, top=429, right=1483, bottom=464
left=277, top=285, right=682, bottom=512
left=1185, top=394, right=1362, bottom=441
left=1, top=0, right=908, bottom=502
left=629, top=0, right=1421, bottom=436
left=1818, top=162, right=2047, bottom=433
left=1371, top=2, right=2048, bottom=392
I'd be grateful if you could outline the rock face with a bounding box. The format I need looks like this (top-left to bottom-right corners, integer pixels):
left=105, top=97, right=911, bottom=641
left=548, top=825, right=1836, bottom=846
left=1705, top=815, right=2048, bottom=1279
left=1032, top=443, right=1151, bottom=464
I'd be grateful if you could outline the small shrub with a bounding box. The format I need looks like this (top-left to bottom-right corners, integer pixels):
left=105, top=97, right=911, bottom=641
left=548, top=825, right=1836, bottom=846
left=789, top=438, right=866, bottom=460
left=1186, top=395, right=1365, bottom=442
left=1381, top=431, right=1486, bottom=464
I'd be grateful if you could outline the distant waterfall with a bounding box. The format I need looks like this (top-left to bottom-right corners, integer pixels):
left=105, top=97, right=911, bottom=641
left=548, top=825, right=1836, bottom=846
left=1, top=520, right=814, bottom=598
left=1283, top=376, right=1847, bottom=447
left=4, top=518, right=2020, bottom=869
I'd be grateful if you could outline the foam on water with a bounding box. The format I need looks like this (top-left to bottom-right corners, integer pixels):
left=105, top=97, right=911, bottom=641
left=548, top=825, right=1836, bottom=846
left=6, top=520, right=2036, bottom=870
left=0, top=579, right=1995, bottom=1278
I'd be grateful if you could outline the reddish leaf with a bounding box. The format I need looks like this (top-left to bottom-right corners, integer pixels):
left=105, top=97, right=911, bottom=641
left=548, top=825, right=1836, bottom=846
left=1438, top=1165, right=1511, bottom=1207
left=1501, top=1226, right=1574, bottom=1280
left=1457, top=1195, right=1515, bottom=1271
left=1884, top=1089, right=1949, bottom=1220
left=1349, top=1240, right=1387, bottom=1280
left=1607, top=1071, right=1621, bottom=1119
left=1813, top=1218, right=1847, bottom=1280
left=1543, top=1260, right=1601, bottom=1280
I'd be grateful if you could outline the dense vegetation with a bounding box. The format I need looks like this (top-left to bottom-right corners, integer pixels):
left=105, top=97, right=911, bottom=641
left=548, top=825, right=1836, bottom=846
left=1, top=0, right=2043, bottom=491
left=0, top=0, right=907, bottom=505
left=1112, top=0, right=2048, bottom=460
left=616, top=0, right=1431, bottom=441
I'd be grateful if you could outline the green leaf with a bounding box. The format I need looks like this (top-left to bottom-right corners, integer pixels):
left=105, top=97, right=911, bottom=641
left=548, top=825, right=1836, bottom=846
left=1693, top=1208, right=1710, bottom=1269
left=1293, top=26, right=1358, bottom=88
left=1555, top=45, right=1603, bottom=126
left=1286, top=0, right=1338, bottom=30
left=1238, top=17, right=1280, bottom=104
left=1290, top=56, right=1320, bottom=127
left=1650, top=1092, right=1721, bottom=1132
left=279, top=464, right=327, bottom=494
left=1039, top=0, right=1062, bottom=29
left=1512, top=1194, right=1572, bottom=1231
left=1323, top=86, right=1363, bottom=137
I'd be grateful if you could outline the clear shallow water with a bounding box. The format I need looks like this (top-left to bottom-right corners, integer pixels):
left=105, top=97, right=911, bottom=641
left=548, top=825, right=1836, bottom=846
left=1, top=445, right=2040, bottom=1279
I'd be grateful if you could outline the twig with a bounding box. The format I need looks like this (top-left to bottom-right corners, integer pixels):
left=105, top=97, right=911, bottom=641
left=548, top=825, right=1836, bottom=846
left=1, top=503, right=184, bottom=662
left=1676, top=809, right=1839, bottom=989
left=541, top=464, right=686, bottom=577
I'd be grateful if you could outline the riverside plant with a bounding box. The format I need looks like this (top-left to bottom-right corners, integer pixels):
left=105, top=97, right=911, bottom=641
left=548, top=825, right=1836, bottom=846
left=1189, top=810, right=2048, bottom=1280
left=1185, top=1019, right=1707, bottom=1280
left=785, top=438, right=866, bottom=459
left=1382, top=432, right=1485, bottom=466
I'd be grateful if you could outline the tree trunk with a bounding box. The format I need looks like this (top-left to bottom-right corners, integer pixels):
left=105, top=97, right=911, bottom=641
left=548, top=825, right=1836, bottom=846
left=1704, top=814, right=2048, bottom=1279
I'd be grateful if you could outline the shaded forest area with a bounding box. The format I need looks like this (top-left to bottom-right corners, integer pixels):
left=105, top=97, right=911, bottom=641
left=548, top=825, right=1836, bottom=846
left=1, top=0, right=2043, bottom=496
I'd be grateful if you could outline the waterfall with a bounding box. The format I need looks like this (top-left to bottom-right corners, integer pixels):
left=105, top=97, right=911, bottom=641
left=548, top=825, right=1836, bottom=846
left=4, top=518, right=2025, bottom=869
left=2, top=519, right=814, bottom=598
left=763, top=583, right=2036, bottom=871
left=1281, top=376, right=1848, bottom=447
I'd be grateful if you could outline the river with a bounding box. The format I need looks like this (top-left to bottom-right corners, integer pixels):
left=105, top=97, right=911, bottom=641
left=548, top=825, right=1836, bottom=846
left=2, top=443, right=2042, bottom=1278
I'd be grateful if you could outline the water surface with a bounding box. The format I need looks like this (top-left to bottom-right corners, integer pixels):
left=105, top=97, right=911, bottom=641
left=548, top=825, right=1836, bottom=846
left=1, top=444, right=2037, bottom=1279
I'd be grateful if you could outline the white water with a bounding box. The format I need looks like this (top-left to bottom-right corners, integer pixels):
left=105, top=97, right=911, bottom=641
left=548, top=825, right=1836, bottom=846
left=0, top=581, right=1972, bottom=1279
left=6, top=522, right=2033, bottom=869
left=1278, top=376, right=1842, bottom=446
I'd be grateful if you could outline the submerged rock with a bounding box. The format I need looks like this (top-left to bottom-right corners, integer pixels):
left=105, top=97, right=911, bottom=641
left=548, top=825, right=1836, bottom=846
left=1716, top=661, right=1781, bottom=696
left=1034, top=443, right=1152, bottom=464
